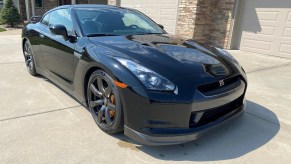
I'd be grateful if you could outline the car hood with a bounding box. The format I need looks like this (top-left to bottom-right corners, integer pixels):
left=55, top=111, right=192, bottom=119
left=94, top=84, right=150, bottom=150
left=88, top=34, right=238, bottom=80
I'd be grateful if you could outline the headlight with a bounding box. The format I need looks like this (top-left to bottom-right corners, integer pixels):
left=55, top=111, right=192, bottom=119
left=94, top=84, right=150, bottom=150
left=214, top=47, right=239, bottom=64
left=115, top=57, right=176, bottom=92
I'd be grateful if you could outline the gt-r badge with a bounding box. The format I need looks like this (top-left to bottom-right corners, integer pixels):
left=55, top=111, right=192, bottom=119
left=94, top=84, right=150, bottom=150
left=219, top=80, right=225, bottom=87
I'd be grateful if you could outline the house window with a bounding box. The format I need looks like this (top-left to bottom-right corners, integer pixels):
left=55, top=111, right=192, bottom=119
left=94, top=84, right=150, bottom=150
left=0, top=0, right=4, bottom=6
left=59, top=0, right=72, bottom=5
left=35, top=0, right=43, bottom=8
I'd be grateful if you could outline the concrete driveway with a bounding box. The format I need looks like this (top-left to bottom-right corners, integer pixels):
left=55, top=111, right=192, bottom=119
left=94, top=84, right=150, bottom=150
left=0, top=30, right=290, bottom=163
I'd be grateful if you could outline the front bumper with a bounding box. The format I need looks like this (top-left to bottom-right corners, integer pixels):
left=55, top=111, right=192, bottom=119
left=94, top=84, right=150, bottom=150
left=119, top=75, right=247, bottom=146
left=125, top=101, right=246, bottom=145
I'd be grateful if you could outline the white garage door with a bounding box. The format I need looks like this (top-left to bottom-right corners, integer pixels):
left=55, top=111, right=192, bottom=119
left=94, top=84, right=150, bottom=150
left=120, top=0, right=178, bottom=34
left=236, top=0, right=291, bottom=58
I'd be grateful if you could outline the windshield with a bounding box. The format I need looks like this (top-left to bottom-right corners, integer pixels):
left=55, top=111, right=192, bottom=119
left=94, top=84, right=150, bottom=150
left=75, top=8, right=165, bottom=36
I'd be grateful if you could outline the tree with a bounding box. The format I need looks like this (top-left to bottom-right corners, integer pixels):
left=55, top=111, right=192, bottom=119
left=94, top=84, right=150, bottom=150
left=0, top=0, right=21, bottom=27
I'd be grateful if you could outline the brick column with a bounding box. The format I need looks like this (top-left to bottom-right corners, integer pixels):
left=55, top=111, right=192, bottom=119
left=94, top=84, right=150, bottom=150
left=34, top=0, right=59, bottom=16
left=176, top=0, right=235, bottom=49
left=176, top=0, right=198, bottom=40
left=207, top=0, right=236, bottom=48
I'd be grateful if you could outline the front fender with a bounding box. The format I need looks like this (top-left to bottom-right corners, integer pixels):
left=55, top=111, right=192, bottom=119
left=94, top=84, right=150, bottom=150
left=72, top=45, right=148, bottom=105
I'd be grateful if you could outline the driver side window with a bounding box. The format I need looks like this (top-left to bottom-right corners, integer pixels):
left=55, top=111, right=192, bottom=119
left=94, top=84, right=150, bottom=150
left=49, top=9, right=74, bottom=35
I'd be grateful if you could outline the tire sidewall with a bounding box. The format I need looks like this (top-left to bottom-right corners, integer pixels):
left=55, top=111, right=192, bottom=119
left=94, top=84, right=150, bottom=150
left=23, top=40, right=37, bottom=76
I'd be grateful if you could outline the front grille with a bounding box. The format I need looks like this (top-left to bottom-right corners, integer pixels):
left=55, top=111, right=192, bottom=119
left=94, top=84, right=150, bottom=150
left=197, top=75, right=240, bottom=93
left=189, top=95, right=244, bottom=128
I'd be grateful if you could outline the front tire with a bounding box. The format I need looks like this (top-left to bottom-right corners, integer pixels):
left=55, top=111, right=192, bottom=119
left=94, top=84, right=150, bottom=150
left=23, top=40, right=38, bottom=76
left=87, top=70, right=124, bottom=134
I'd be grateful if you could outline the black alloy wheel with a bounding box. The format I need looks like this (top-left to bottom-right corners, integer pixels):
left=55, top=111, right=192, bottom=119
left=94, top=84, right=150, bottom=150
left=23, top=40, right=37, bottom=76
left=87, top=70, right=124, bottom=134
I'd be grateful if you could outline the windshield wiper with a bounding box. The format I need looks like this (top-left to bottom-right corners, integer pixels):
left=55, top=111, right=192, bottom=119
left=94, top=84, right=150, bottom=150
left=87, top=34, right=119, bottom=37
left=136, top=32, right=163, bottom=35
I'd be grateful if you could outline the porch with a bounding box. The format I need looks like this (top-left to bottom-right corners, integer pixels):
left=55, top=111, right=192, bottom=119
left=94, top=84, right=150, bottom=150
left=22, top=0, right=110, bottom=21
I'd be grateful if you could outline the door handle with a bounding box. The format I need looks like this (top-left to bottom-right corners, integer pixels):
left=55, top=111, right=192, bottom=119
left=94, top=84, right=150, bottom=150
left=39, top=34, right=45, bottom=38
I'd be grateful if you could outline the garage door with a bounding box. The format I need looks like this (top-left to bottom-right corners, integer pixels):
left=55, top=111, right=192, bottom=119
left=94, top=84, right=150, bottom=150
left=236, top=0, right=291, bottom=58
left=120, top=0, right=178, bottom=34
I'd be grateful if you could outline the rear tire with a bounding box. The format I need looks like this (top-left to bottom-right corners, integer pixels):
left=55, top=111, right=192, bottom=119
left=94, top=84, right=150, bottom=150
left=23, top=40, right=38, bottom=76
left=87, top=70, right=124, bottom=134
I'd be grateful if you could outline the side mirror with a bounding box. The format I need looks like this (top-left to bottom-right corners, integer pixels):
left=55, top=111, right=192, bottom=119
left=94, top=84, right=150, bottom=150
left=30, top=16, right=41, bottom=23
left=158, top=24, right=164, bottom=29
left=49, top=24, right=68, bottom=40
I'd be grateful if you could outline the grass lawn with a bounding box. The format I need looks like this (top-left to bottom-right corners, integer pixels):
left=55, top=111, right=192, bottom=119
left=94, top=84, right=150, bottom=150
left=0, top=27, right=7, bottom=32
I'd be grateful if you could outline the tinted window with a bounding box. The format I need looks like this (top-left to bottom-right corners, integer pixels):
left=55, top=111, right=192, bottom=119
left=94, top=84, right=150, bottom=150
left=49, top=9, right=74, bottom=35
left=75, top=8, right=164, bottom=36
left=41, top=13, right=51, bottom=26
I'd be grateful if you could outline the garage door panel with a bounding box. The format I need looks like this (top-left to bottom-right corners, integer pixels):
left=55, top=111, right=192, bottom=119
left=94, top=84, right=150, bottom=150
left=244, top=0, right=291, bottom=8
left=121, top=0, right=178, bottom=34
left=160, top=19, right=175, bottom=26
left=243, top=38, right=272, bottom=51
left=257, top=11, right=279, bottom=21
left=161, top=9, right=176, bottom=15
left=258, top=26, right=276, bottom=35
left=279, top=44, right=291, bottom=54
left=145, top=8, right=160, bottom=14
left=162, top=0, right=177, bottom=3
left=288, top=12, right=291, bottom=22
left=243, top=25, right=275, bottom=36
left=237, top=0, right=291, bottom=58
left=283, top=27, right=291, bottom=38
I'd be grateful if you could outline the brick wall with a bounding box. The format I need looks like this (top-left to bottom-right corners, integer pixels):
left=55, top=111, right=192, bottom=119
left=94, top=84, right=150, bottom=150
left=35, top=0, right=59, bottom=16
left=78, top=0, right=88, bottom=4
left=176, top=0, right=198, bottom=39
left=176, top=0, right=235, bottom=49
left=208, top=0, right=235, bottom=48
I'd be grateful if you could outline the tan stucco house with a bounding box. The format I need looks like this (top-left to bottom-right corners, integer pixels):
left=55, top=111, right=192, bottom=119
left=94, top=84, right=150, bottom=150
left=2, top=0, right=291, bottom=57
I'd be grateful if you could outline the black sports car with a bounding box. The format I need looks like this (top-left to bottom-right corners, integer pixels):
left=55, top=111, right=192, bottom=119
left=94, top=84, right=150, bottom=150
left=22, top=4, right=247, bottom=145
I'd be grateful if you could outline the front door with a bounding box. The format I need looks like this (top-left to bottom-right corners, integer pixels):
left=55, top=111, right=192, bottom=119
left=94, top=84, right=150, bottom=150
left=42, top=9, right=76, bottom=88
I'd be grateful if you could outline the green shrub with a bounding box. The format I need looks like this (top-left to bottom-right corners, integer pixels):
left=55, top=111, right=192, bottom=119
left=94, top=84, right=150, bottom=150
left=0, top=27, right=7, bottom=32
left=0, top=0, right=21, bottom=27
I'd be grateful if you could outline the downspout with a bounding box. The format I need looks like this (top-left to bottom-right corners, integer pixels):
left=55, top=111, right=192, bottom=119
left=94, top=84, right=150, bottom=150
left=25, top=0, right=30, bottom=21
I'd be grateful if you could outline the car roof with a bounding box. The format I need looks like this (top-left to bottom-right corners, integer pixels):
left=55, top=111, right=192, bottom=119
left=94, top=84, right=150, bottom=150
left=54, top=4, right=119, bottom=10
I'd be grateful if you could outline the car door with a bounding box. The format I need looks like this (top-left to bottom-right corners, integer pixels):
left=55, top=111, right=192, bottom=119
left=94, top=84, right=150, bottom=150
left=41, top=8, right=76, bottom=88
left=35, top=12, right=52, bottom=72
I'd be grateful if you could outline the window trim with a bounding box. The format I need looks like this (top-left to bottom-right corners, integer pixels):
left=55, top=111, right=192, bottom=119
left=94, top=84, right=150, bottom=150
left=40, top=12, right=51, bottom=26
